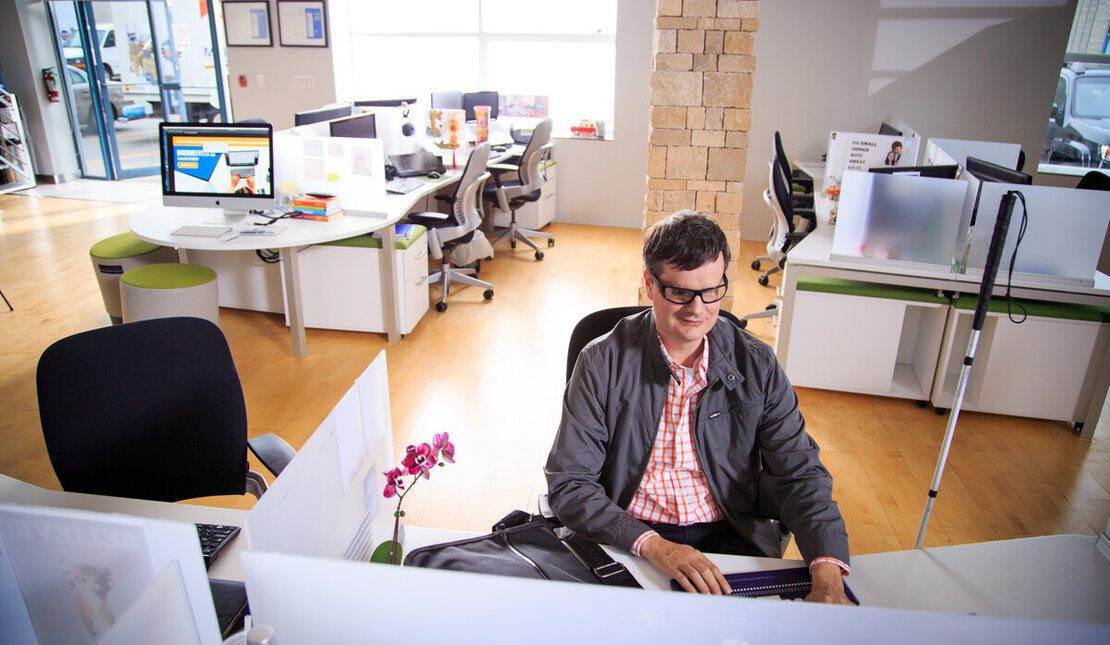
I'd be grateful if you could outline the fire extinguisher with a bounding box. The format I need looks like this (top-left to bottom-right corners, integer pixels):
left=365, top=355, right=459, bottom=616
left=42, top=68, right=60, bottom=102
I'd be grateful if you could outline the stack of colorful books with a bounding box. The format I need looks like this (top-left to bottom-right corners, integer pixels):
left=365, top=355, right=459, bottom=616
left=291, top=194, right=344, bottom=221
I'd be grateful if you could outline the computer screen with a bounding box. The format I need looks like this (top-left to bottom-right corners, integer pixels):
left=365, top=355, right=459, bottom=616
left=294, top=103, right=353, bottom=126
left=329, top=112, right=377, bottom=139
left=430, top=90, right=463, bottom=110
left=869, top=164, right=959, bottom=179
left=965, top=156, right=1032, bottom=185
left=879, top=121, right=903, bottom=136
left=463, top=91, right=499, bottom=121
left=159, top=122, right=275, bottom=212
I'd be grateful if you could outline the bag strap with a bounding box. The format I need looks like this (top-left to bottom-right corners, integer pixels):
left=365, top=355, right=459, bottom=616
left=562, top=531, right=642, bottom=588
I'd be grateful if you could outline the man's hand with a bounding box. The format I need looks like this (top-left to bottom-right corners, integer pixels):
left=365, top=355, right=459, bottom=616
left=639, top=535, right=732, bottom=595
left=805, top=561, right=852, bottom=605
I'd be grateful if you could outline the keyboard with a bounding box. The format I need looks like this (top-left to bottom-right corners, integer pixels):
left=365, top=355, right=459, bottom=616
left=386, top=178, right=425, bottom=194
left=195, top=523, right=241, bottom=570
left=172, top=225, right=233, bottom=237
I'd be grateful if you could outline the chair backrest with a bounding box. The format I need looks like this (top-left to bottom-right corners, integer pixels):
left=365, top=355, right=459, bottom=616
left=773, top=131, right=793, bottom=192
left=566, top=306, right=744, bottom=382
left=1077, top=170, right=1110, bottom=191
left=763, top=187, right=791, bottom=253
left=440, top=143, right=491, bottom=242
left=516, top=118, right=554, bottom=192
left=37, top=317, right=251, bottom=502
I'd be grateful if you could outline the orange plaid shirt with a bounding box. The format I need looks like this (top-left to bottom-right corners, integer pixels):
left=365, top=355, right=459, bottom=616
left=629, top=337, right=723, bottom=555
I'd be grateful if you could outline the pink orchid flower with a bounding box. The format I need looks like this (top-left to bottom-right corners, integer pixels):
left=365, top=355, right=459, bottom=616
left=402, top=443, right=437, bottom=478
left=433, top=432, right=455, bottom=463
left=383, top=467, right=405, bottom=498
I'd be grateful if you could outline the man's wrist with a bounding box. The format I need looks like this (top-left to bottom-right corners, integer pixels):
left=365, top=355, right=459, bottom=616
left=631, top=530, right=660, bottom=557
left=809, top=557, right=850, bottom=576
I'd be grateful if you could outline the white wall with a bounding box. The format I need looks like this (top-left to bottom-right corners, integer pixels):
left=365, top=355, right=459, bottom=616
left=1, top=1, right=81, bottom=179
left=745, top=0, right=1077, bottom=239
left=551, top=0, right=654, bottom=229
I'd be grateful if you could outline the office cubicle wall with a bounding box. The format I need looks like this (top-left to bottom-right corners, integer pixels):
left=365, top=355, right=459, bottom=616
left=963, top=183, right=1110, bottom=288
left=273, top=132, right=386, bottom=210
left=924, top=138, right=1022, bottom=171
left=832, top=171, right=967, bottom=269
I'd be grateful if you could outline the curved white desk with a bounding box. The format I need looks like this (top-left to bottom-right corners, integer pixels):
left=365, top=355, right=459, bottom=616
left=129, top=171, right=470, bottom=357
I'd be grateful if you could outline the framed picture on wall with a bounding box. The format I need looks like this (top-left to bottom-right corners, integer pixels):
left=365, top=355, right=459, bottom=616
left=277, top=1, right=329, bottom=47
left=223, top=1, right=273, bottom=47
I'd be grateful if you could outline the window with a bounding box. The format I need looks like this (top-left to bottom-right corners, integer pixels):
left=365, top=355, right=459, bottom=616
left=335, top=0, right=617, bottom=134
left=1039, top=0, right=1110, bottom=173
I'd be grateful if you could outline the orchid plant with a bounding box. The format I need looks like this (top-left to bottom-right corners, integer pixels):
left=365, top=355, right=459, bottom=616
left=377, top=432, right=456, bottom=565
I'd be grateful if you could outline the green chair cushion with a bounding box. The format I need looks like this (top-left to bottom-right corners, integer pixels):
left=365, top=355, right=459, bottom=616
left=321, top=224, right=426, bottom=250
left=90, top=232, right=163, bottom=260
left=953, top=295, right=1110, bottom=323
left=797, top=276, right=949, bottom=304
left=121, top=263, right=216, bottom=289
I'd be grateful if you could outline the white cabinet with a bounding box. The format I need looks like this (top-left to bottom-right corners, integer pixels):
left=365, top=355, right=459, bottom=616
left=492, top=163, right=557, bottom=229
left=285, top=234, right=429, bottom=334
left=932, top=309, right=1110, bottom=423
left=785, top=290, right=948, bottom=399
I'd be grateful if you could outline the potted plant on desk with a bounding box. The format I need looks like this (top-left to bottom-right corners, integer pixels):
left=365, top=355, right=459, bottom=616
left=370, top=432, right=457, bottom=565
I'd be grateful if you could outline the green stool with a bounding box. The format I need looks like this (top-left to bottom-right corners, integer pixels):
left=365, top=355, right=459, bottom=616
left=120, top=263, right=219, bottom=325
left=90, top=232, right=177, bottom=324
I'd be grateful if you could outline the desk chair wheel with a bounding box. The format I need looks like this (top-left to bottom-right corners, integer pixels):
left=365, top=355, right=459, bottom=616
left=916, top=400, right=928, bottom=408
left=535, top=251, right=544, bottom=260
left=511, top=241, right=517, bottom=249
left=738, top=319, right=748, bottom=330
left=765, top=303, right=777, bottom=311
left=547, top=238, right=555, bottom=247
left=1074, top=422, right=1084, bottom=434
left=436, top=302, right=448, bottom=313
left=751, top=260, right=762, bottom=270
left=935, top=407, right=947, bottom=416
left=758, top=275, right=770, bottom=287
left=484, top=289, right=494, bottom=300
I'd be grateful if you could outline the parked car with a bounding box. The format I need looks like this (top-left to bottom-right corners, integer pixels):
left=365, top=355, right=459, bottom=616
left=1043, top=63, right=1110, bottom=168
left=67, top=65, right=124, bottom=133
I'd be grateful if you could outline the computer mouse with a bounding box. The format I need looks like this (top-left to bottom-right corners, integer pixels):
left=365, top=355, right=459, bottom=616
left=427, top=171, right=441, bottom=179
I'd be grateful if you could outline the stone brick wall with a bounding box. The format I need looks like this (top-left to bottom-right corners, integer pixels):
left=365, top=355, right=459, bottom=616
left=642, top=0, right=758, bottom=307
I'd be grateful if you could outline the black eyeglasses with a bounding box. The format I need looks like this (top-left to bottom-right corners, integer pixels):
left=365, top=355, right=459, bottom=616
left=650, top=272, right=728, bottom=305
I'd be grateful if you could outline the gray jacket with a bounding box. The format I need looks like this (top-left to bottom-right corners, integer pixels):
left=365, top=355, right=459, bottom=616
left=544, top=309, right=849, bottom=566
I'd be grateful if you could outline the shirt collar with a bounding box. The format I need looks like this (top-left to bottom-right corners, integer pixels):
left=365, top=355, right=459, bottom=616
left=656, top=334, right=709, bottom=386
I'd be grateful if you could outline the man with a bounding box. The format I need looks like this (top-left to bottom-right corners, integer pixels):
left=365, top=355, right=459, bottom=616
left=545, top=211, right=851, bottom=603
left=885, top=141, right=903, bottom=166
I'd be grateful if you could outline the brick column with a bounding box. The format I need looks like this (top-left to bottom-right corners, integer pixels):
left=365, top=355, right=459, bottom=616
left=642, top=0, right=758, bottom=308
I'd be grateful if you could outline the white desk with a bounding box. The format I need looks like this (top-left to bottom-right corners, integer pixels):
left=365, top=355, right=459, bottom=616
left=4, top=474, right=1109, bottom=629
left=775, top=201, right=1110, bottom=438
left=130, top=169, right=477, bottom=357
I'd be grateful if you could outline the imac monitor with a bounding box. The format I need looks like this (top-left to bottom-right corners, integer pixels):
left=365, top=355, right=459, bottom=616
left=329, top=112, right=377, bottom=139
left=294, top=103, right=353, bottom=126
left=463, top=91, right=499, bottom=121
left=159, top=122, right=275, bottom=213
left=869, top=164, right=959, bottom=179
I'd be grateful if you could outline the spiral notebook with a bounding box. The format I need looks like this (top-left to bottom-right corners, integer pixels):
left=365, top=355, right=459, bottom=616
left=670, top=567, right=860, bottom=604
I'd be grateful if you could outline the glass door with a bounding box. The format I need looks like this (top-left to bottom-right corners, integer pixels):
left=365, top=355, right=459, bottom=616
left=48, top=0, right=230, bottom=180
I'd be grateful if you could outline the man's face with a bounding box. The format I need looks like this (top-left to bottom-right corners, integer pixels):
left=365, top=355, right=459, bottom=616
left=893, top=145, right=902, bottom=155
left=644, top=253, right=726, bottom=359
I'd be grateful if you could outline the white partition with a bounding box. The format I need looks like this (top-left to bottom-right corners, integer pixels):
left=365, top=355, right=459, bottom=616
left=924, top=137, right=1022, bottom=170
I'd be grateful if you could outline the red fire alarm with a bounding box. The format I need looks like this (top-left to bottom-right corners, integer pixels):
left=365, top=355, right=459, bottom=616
left=238, top=75, right=248, bottom=87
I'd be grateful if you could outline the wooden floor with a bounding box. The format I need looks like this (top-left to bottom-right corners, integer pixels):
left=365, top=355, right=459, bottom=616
left=2, top=190, right=1108, bottom=559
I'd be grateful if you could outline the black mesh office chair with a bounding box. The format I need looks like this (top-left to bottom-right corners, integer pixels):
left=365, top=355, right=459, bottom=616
left=37, top=317, right=295, bottom=503
left=408, top=143, right=494, bottom=312
left=774, top=131, right=814, bottom=199
left=566, top=306, right=744, bottom=382
left=484, top=118, right=555, bottom=260
left=750, top=154, right=817, bottom=287
left=1077, top=170, right=1110, bottom=191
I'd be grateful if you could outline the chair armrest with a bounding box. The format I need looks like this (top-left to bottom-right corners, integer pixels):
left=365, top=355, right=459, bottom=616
left=408, top=211, right=449, bottom=225
left=248, top=433, right=297, bottom=477
left=487, top=163, right=519, bottom=174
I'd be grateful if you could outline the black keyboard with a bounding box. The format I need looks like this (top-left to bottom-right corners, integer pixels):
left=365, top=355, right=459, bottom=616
left=196, top=523, right=241, bottom=570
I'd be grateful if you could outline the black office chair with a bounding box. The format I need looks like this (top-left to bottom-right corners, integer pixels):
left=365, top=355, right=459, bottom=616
left=774, top=131, right=814, bottom=200
left=1077, top=170, right=1110, bottom=191
left=566, top=306, right=744, bottom=382
left=408, top=143, right=495, bottom=312
left=750, top=154, right=817, bottom=287
left=484, top=118, right=555, bottom=260
left=36, top=317, right=295, bottom=503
